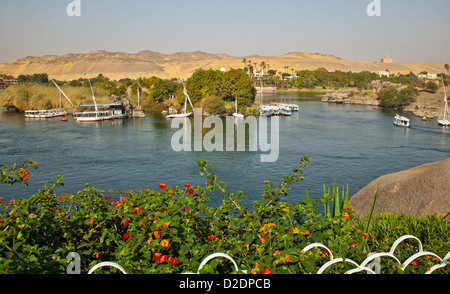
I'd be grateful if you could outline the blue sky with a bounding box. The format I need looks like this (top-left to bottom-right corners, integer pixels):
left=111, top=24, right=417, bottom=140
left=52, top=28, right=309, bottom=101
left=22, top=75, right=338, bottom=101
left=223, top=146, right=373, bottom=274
left=1, top=0, right=449, bottom=63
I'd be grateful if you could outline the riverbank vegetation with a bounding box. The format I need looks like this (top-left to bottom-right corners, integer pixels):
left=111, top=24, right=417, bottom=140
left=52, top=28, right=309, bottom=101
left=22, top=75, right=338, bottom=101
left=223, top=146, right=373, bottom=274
left=0, top=158, right=448, bottom=274
left=2, top=67, right=449, bottom=115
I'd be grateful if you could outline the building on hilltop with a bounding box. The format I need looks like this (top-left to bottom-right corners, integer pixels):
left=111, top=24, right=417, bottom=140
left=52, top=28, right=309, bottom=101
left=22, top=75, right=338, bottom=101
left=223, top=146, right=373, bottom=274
left=379, top=54, right=392, bottom=64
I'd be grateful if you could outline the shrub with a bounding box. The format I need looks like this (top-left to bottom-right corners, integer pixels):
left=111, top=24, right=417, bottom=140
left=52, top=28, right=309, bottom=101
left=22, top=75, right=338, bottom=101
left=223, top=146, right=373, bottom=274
left=0, top=158, right=448, bottom=274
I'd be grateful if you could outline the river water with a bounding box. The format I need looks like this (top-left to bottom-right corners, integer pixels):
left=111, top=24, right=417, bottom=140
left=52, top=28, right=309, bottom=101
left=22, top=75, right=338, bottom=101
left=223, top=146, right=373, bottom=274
left=1, top=93, right=449, bottom=210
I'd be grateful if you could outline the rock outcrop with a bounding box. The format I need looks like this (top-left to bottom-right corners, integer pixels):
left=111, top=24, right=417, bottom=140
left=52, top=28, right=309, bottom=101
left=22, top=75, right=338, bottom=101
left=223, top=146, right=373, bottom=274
left=349, top=158, right=450, bottom=220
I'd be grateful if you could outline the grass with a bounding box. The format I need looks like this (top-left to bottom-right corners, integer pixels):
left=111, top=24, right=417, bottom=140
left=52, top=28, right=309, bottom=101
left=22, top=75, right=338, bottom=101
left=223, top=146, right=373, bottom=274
left=0, top=84, right=111, bottom=111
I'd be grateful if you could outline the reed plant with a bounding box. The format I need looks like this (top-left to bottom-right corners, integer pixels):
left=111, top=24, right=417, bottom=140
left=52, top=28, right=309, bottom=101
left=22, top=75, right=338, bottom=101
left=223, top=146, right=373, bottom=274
left=0, top=84, right=111, bottom=111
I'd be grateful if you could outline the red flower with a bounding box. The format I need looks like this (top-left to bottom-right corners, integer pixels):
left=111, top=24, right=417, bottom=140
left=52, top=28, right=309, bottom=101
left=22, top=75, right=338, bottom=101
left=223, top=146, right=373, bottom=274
left=261, top=267, right=272, bottom=274
left=169, top=257, right=179, bottom=266
left=188, top=188, right=194, bottom=194
left=153, top=252, right=162, bottom=261
left=123, top=219, right=129, bottom=227
left=159, top=183, right=167, bottom=189
left=362, top=233, right=369, bottom=239
left=184, top=184, right=190, bottom=187
left=123, top=232, right=130, bottom=240
left=411, top=260, right=419, bottom=266
left=207, top=235, right=217, bottom=240
left=154, top=230, right=161, bottom=238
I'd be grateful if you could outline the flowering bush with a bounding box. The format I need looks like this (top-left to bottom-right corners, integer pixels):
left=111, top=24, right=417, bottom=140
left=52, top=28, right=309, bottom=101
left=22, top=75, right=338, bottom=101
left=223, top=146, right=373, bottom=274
left=0, top=157, right=448, bottom=274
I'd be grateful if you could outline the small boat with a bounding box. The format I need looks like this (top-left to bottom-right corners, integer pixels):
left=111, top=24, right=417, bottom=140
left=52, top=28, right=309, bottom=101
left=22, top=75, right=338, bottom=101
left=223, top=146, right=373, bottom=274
left=61, top=117, right=68, bottom=122
left=232, top=95, right=244, bottom=118
left=278, top=104, right=292, bottom=116
left=75, top=73, right=115, bottom=122
left=438, top=77, right=450, bottom=126
left=393, top=114, right=410, bottom=127
left=74, top=110, right=114, bottom=122
left=259, top=105, right=275, bottom=117
left=25, top=110, right=54, bottom=119
left=166, top=70, right=194, bottom=119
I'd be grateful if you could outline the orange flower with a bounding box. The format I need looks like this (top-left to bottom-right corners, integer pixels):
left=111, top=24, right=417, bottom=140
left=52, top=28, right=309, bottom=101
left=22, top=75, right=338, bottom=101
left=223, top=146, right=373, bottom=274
left=293, top=228, right=300, bottom=234
left=147, top=236, right=153, bottom=244
left=159, top=183, right=167, bottom=189
left=168, top=189, right=174, bottom=194
left=89, top=218, right=94, bottom=224
left=261, top=267, right=272, bottom=274
left=303, top=230, right=310, bottom=236
left=264, top=180, right=268, bottom=184
left=164, top=222, right=170, bottom=228
left=300, top=176, right=304, bottom=180
left=411, top=260, right=419, bottom=266
left=95, top=252, right=101, bottom=259
left=153, top=252, right=162, bottom=261
left=343, top=212, right=350, bottom=220
left=160, top=239, right=169, bottom=248
left=21, top=175, right=28, bottom=182
left=284, top=254, right=291, bottom=263
left=362, top=233, right=369, bottom=239
left=160, top=255, right=168, bottom=263
left=273, top=250, right=280, bottom=256
left=260, top=236, right=268, bottom=244
left=133, top=207, right=141, bottom=213
left=154, top=230, right=160, bottom=238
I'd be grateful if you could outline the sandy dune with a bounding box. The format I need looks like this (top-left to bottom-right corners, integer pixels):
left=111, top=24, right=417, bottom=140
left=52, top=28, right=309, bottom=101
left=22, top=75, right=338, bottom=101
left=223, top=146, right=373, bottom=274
left=0, top=50, right=446, bottom=81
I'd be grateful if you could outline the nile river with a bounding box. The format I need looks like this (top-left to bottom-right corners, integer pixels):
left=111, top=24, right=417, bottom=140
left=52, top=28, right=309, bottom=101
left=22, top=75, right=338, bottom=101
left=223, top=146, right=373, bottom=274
left=1, top=93, right=449, bottom=210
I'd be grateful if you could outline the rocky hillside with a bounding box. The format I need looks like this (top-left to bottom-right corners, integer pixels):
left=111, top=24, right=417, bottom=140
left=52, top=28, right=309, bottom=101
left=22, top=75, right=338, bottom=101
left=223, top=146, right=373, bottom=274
left=0, top=50, right=447, bottom=81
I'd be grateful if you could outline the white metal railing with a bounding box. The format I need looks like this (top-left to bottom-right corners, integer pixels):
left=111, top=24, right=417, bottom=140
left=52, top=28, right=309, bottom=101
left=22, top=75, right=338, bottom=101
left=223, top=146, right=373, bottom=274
left=80, top=235, right=449, bottom=274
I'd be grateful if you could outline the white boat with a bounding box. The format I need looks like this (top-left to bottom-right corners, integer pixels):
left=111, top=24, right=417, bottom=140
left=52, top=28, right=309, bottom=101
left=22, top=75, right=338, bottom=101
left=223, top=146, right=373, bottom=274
left=278, top=104, right=292, bottom=116
left=25, top=109, right=55, bottom=119
left=279, top=103, right=299, bottom=112
left=438, top=77, right=450, bottom=126
left=74, top=110, right=115, bottom=122
left=259, top=105, right=275, bottom=117
left=393, top=114, right=410, bottom=127
left=232, top=95, right=244, bottom=118
left=74, top=73, right=115, bottom=122
left=166, top=70, right=194, bottom=119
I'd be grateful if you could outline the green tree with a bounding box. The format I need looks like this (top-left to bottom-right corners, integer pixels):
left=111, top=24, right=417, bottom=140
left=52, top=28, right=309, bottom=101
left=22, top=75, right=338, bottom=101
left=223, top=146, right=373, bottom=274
left=425, top=81, right=439, bottom=93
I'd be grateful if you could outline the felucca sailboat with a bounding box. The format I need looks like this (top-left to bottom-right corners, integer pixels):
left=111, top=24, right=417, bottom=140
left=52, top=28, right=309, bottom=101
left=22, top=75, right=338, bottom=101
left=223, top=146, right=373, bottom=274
left=438, top=77, right=450, bottom=126
left=166, top=71, right=194, bottom=119
left=74, top=72, right=115, bottom=122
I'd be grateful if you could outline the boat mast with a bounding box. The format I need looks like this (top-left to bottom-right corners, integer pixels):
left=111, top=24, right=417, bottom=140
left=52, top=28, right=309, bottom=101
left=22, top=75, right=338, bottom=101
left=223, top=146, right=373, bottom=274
left=51, top=79, right=75, bottom=107
left=176, top=65, right=194, bottom=114
left=442, top=76, right=449, bottom=120
left=137, top=82, right=141, bottom=108
left=85, top=73, right=99, bottom=115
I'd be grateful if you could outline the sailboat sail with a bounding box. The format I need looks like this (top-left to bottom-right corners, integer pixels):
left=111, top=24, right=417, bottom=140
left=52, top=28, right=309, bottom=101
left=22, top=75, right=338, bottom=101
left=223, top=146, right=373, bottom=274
left=438, top=77, right=450, bottom=126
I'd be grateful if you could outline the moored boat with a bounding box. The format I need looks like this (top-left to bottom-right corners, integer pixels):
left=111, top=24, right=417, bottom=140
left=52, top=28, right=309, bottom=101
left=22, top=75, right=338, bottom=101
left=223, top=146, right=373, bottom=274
left=393, top=114, right=410, bottom=127
left=166, top=69, right=194, bottom=119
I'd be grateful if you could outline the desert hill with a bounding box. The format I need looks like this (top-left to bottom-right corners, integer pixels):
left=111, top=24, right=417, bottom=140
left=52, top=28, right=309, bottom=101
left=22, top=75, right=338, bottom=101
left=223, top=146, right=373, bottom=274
left=0, top=50, right=446, bottom=81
